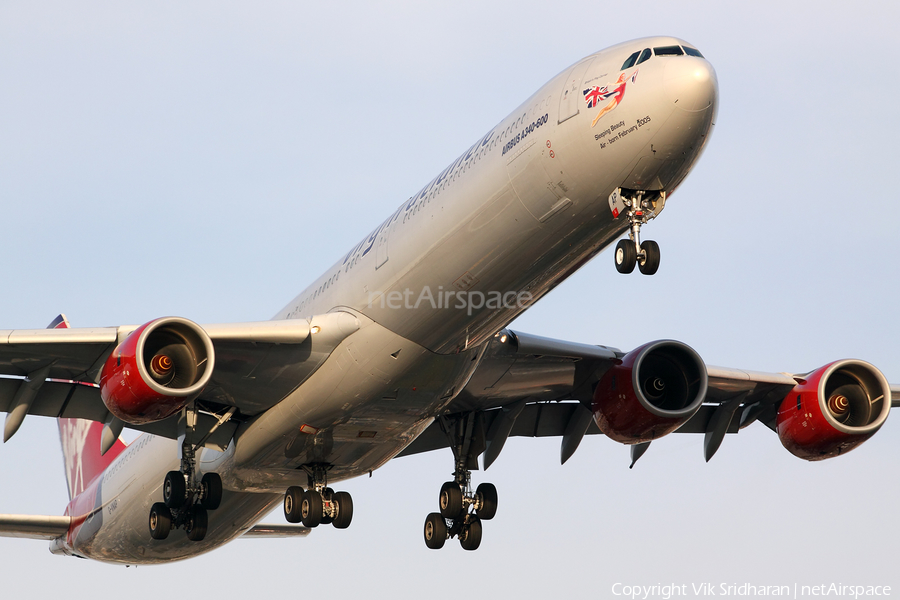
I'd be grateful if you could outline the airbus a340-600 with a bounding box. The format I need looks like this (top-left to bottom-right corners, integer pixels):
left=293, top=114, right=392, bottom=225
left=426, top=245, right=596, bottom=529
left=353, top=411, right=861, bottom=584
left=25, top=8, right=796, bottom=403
left=2, top=36, right=896, bottom=563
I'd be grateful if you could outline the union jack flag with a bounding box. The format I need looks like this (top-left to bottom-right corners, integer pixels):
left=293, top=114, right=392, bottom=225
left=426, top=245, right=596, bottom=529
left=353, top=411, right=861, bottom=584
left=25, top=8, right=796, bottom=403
left=583, top=85, right=609, bottom=108
left=583, top=70, right=639, bottom=109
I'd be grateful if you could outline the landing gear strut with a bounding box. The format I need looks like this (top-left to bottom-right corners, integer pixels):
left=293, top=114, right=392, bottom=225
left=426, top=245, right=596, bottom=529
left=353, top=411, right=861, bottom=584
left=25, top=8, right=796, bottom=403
left=283, top=463, right=353, bottom=530
left=613, top=189, right=663, bottom=275
left=148, top=403, right=229, bottom=542
left=423, top=413, right=498, bottom=551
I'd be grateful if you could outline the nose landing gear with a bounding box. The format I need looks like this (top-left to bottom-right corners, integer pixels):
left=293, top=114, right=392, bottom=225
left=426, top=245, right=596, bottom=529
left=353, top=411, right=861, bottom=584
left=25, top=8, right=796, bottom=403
left=612, top=189, right=663, bottom=275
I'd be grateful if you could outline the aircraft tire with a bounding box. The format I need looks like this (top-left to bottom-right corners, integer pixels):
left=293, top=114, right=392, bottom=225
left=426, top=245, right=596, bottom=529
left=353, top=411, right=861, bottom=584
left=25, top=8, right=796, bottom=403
left=638, top=240, right=660, bottom=275
left=163, top=471, right=187, bottom=509
left=439, top=482, right=463, bottom=518
left=424, top=513, right=447, bottom=549
left=186, top=507, right=208, bottom=542
left=200, top=472, right=223, bottom=510
left=149, top=502, right=172, bottom=540
left=284, top=486, right=305, bottom=523
left=459, top=518, right=482, bottom=551
left=475, top=483, right=498, bottom=520
left=301, top=490, right=323, bottom=527
left=332, top=491, right=353, bottom=529
left=615, top=239, right=637, bottom=274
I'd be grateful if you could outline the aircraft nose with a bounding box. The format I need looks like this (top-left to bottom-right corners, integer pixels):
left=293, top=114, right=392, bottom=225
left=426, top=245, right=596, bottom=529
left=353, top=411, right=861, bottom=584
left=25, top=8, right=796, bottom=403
left=663, top=57, right=717, bottom=112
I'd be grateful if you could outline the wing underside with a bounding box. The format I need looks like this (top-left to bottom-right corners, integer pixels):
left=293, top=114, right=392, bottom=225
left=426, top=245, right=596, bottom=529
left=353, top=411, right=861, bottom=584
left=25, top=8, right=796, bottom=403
left=397, top=329, right=836, bottom=467
left=0, top=313, right=360, bottom=448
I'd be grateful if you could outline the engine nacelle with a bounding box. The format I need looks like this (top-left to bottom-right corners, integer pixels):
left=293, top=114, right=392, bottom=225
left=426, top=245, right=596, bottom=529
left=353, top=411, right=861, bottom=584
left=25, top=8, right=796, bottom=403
left=593, top=340, right=708, bottom=444
left=99, top=317, right=215, bottom=425
left=776, top=360, right=890, bottom=461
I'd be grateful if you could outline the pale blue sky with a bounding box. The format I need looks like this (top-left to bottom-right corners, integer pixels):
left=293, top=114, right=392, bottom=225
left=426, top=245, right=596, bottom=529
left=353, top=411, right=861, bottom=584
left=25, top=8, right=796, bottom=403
left=2, top=1, right=899, bottom=597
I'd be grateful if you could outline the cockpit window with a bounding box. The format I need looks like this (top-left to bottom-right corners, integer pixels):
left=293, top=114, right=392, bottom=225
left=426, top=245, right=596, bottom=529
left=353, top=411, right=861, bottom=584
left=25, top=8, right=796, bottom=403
left=636, top=48, right=652, bottom=65
left=620, top=51, right=639, bottom=70
left=654, top=45, right=684, bottom=56
left=683, top=46, right=704, bottom=58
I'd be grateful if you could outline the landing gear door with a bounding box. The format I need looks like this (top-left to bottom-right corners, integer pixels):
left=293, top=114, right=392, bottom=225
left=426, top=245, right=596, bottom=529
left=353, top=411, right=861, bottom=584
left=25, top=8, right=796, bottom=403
left=558, top=58, right=594, bottom=124
left=608, top=188, right=625, bottom=219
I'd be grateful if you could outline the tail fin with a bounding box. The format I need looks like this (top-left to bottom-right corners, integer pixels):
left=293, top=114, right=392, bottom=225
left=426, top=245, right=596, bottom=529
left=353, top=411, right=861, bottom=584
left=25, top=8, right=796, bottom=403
left=58, top=419, right=126, bottom=499
left=47, top=314, right=70, bottom=330
left=49, top=315, right=127, bottom=500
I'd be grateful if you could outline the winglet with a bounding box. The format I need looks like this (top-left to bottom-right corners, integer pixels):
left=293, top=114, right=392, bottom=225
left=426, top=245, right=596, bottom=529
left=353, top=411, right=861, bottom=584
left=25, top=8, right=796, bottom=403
left=47, top=314, right=71, bottom=330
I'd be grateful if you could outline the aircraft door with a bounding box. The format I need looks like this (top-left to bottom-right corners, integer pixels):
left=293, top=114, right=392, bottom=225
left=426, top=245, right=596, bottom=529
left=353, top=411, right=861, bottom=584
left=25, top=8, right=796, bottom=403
left=375, top=221, right=391, bottom=269
left=558, top=58, right=594, bottom=124
left=507, top=138, right=562, bottom=223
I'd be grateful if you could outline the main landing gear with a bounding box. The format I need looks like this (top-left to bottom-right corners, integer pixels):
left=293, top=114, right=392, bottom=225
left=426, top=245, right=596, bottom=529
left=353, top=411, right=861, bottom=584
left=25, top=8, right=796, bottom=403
left=283, top=464, right=354, bottom=530
left=424, top=480, right=497, bottom=551
left=149, top=404, right=228, bottom=542
left=613, top=190, right=661, bottom=275
left=148, top=446, right=223, bottom=542
left=423, top=413, right=498, bottom=551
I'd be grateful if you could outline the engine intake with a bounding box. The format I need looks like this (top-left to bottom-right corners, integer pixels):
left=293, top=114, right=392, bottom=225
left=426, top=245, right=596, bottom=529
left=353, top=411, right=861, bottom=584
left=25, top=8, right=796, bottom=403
left=100, top=317, right=215, bottom=425
left=776, top=360, right=890, bottom=461
left=593, top=340, right=708, bottom=444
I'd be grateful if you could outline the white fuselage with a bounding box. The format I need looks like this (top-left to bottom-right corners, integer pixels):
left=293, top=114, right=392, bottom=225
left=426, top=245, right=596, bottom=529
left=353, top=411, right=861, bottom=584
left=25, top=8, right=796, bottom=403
left=61, top=36, right=718, bottom=563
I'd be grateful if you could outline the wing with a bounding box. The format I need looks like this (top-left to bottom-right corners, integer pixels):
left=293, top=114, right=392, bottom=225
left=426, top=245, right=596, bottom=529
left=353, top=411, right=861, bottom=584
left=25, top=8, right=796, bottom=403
left=398, top=328, right=896, bottom=468
left=0, top=312, right=359, bottom=449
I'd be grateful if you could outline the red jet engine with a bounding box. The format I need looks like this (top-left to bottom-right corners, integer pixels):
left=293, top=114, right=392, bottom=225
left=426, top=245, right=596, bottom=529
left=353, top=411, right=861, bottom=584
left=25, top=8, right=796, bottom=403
left=593, top=340, right=708, bottom=444
left=776, top=360, right=890, bottom=460
left=99, top=317, right=215, bottom=425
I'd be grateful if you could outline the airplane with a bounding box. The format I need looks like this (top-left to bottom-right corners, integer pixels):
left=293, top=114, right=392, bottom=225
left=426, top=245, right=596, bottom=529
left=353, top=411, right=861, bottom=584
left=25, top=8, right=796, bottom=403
left=1, top=35, right=897, bottom=564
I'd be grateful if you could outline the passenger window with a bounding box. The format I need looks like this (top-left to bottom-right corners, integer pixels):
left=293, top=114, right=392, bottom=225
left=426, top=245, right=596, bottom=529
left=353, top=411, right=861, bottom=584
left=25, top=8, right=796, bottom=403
left=636, top=48, right=652, bottom=65
left=683, top=46, right=704, bottom=58
left=620, top=51, right=639, bottom=70
left=653, top=45, right=684, bottom=56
